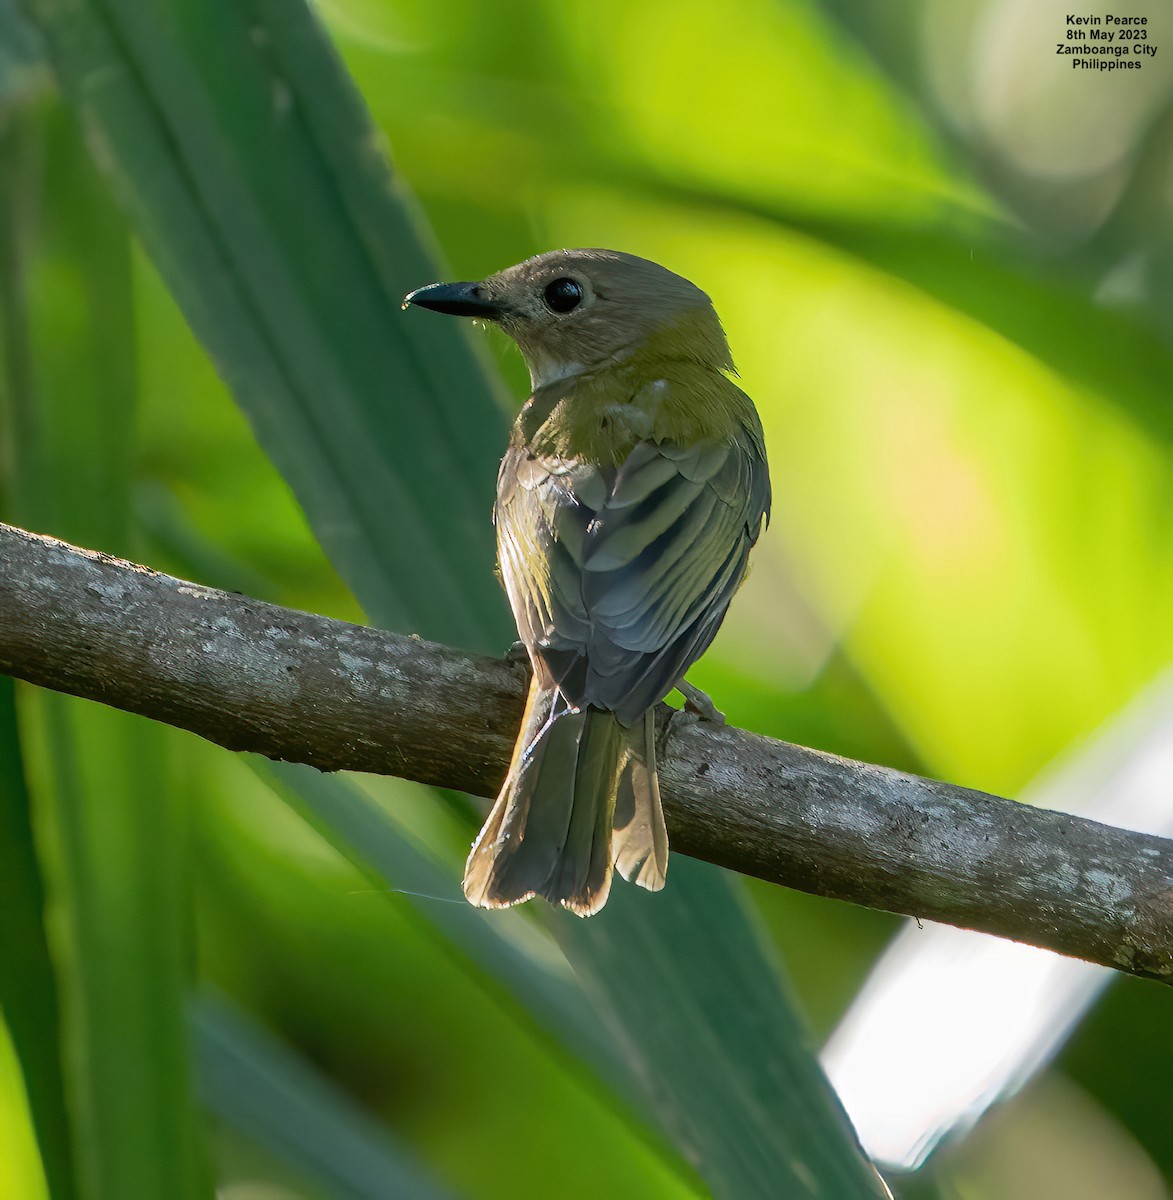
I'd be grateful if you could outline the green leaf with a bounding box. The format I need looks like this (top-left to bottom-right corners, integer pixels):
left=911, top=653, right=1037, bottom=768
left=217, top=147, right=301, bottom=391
left=651, top=183, right=1173, bottom=443
left=21, top=0, right=511, bottom=651
left=560, top=859, right=889, bottom=1198
left=34, top=699, right=209, bottom=1200
left=0, top=98, right=209, bottom=1200
left=257, top=760, right=629, bottom=1098
left=779, top=212, right=1173, bottom=439
left=0, top=0, right=43, bottom=107
left=0, top=100, right=72, bottom=1200
left=262, top=767, right=887, bottom=1198
left=194, top=994, right=457, bottom=1200
left=748, top=1, right=1173, bottom=440
left=0, top=679, right=73, bottom=1200
left=26, top=1, right=889, bottom=1194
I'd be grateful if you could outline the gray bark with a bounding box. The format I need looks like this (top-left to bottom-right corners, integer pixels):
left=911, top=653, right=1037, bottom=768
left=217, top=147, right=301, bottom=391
left=2, top=521, right=1172, bottom=982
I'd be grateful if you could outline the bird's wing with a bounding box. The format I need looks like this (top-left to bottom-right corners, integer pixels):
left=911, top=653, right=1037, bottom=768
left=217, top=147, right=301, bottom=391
left=495, top=448, right=598, bottom=662
left=496, top=421, right=770, bottom=725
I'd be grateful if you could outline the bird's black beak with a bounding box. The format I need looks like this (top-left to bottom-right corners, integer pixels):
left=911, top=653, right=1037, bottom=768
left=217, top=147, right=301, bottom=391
left=402, top=281, right=507, bottom=319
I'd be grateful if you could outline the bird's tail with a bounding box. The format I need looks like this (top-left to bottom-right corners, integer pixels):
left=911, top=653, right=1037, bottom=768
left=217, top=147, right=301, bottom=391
left=464, top=678, right=668, bottom=916
left=612, top=707, right=669, bottom=893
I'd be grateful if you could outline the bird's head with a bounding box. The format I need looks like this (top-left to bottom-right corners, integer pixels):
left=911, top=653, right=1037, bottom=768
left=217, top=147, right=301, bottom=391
left=404, top=248, right=734, bottom=389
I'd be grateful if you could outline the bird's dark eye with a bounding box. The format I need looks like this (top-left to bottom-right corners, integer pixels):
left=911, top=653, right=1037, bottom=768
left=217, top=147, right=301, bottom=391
left=543, top=277, right=584, bottom=314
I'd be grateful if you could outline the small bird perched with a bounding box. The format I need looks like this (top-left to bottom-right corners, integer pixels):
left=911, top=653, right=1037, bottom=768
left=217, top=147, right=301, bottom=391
left=405, top=249, right=770, bottom=916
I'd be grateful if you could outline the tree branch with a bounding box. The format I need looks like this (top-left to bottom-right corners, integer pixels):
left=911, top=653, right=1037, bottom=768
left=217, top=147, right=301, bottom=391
left=3, top=521, right=1172, bottom=982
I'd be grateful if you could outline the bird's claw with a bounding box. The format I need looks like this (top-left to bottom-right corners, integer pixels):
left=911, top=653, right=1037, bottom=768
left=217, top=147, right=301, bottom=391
left=678, top=679, right=725, bottom=725
left=505, top=640, right=531, bottom=666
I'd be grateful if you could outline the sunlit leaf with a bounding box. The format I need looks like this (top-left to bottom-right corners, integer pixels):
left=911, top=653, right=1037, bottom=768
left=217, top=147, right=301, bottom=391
left=651, top=186, right=1173, bottom=444
left=0, top=680, right=70, bottom=1200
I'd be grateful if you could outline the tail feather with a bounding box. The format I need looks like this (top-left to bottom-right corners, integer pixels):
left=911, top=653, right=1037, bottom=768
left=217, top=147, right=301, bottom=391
left=612, top=708, right=669, bottom=892
left=548, top=711, right=623, bottom=915
left=463, top=679, right=562, bottom=909
left=463, top=679, right=626, bottom=916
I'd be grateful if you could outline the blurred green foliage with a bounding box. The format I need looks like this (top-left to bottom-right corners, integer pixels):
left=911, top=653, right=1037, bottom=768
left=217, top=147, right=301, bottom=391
left=3, top=0, right=1173, bottom=1197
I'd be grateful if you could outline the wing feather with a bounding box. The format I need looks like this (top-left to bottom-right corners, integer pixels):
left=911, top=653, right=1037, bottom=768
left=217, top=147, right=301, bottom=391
left=496, top=412, right=770, bottom=726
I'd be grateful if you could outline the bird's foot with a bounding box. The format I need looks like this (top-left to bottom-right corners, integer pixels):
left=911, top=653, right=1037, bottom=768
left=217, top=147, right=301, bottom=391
left=505, top=639, right=530, bottom=666
left=678, top=679, right=725, bottom=725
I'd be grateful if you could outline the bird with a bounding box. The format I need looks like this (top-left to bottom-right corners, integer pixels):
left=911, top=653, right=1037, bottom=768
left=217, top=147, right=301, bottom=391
left=404, top=249, right=770, bottom=916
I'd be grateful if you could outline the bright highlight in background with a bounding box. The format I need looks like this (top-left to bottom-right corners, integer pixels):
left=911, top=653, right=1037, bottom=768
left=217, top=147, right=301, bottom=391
left=824, top=669, right=1173, bottom=1171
